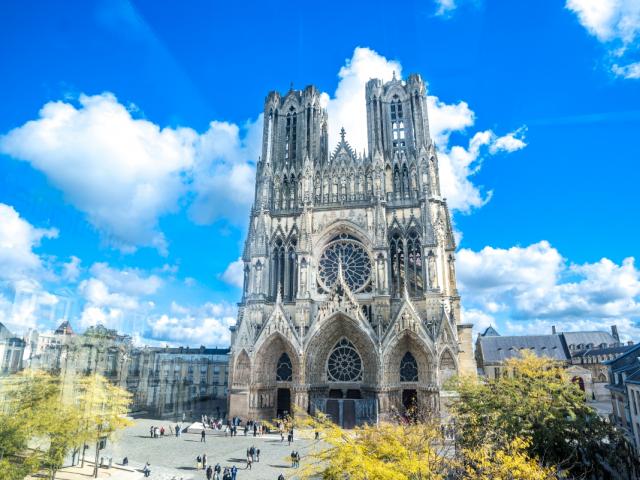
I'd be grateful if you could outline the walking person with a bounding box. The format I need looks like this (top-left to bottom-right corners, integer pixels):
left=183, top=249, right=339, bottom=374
left=256, top=448, right=260, bottom=462
left=203, top=453, right=208, bottom=470
left=214, top=463, right=221, bottom=480
left=231, top=465, right=238, bottom=480
left=295, top=451, right=301, bottom=468
left=201, top=429, right=206, bottom=442
left=290, top=450, right=296, bottom=468
left=143, top=462, right=151, bottom=477
left=247, top=455, right=253, bottom=470
left=206, top=465, right=213, bottom=480
left=197, top=455, right=202, bottom=470
left=150, top=426, right=154, bottom=438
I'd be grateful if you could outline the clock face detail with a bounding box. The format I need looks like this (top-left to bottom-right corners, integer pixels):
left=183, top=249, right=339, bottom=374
left=318, top=235, right=372, bottom=293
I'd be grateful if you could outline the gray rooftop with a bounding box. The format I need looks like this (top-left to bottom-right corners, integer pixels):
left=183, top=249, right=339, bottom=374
left=479, top=334, right=569, bottom=364
left=562, top=331, right=617, bottom=349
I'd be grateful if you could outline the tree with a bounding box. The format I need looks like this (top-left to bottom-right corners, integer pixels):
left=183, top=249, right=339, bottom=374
left=293, top=409, right=552, bottom=480
left=0, top=371, right=132, bottom=479
left=451, top=352, right=639, bottom=478
left=76, top=374, right=132, bottom=478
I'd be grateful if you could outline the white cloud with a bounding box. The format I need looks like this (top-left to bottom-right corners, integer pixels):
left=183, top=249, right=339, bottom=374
left=458, top=241, right=640, bottom=340
left=325, top=48, right=527, bottom=213
left=0, top=93, right=260, bottom=254
left=89, top=262, right=163, bottom=296
left=221, top=258, right=244, bottom=288
left=434, top=0, right=458, bottom=17
left=146, top=301, right=237, bottom=346
left=188, top=118, right=261, bottom=225
left=0, top=203, right=58, bottom=281
left=61, top=256, right=81, bottom=282
left=612, top=61, right=640, bottom=79
left=326, top=47, right=402, bottom=152
left=0, top=93, right=196, bottom=253
left=566, top=0, right=640, bottom=79
left=566, top=0, right=640, bottom=44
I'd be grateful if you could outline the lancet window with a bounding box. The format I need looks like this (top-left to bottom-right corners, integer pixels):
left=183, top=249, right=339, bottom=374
left=270, top=236, right=298, bottom=301
left=276, top=353, right=293, bottom=382
left=285, top=107, right=297, bottom=163
left=390, top=95, right=406, bottom=150
left=389, top=229, right=425, bottom=298
left=400, top=352, right=419, bottom=382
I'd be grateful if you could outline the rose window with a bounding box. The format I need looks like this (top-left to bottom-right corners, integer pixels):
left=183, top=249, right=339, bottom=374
left=318, top=236, right=372, bottom=293
left=327, top=338, right=363, bottom=382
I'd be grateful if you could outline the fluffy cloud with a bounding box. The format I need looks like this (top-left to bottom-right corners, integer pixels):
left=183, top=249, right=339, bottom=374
left=434, top=0, right=458, bottom=17
left=325, top=47, right=402, bottom=152
left=0, top=203, right=57, bottom=281
left=145, top=301, right=236, bottom=346
left=89, top=262, right=163, bottom=296
left=458, top=241, right=640, bottom=340
left=566, top=0, right=640, bottom=79
left=0, top=93, right=259, bottom=253
left=221, top=258, right=244, bottom=288
left=326, top=48, right=527, bottom=213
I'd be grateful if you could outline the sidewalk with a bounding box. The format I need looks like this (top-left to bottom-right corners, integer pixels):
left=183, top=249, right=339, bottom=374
left=27, top=462, right=140, bottom=480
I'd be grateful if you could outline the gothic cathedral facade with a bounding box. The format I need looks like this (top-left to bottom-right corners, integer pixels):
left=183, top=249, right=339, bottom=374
left=228, top=73, right=475, bottom=426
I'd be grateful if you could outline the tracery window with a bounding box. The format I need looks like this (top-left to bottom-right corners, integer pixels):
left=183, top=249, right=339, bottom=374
left=276, top=353, right=293, bottom=381
left=327, top=339, right=363, bottom=382
left=400, top=352, right=419, bottom=382
left=390, top=96, right=406, bottom=150
left=390, top=231, right=404, bottom=296
left=318, top=234, right=372, bottom=293
left=285, top=107, right=297, bottom=163
left=406, top=229, right=424, bottom=296
left=271, top=236, right=297, bottom=301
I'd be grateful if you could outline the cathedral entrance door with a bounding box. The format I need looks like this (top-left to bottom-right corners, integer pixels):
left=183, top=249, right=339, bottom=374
left=343, top=400, right=356, bottom=429
left=326, top=399, right=340, bottom=424
left=402, top=389, right=417, bottom=411
left=276, top=388, right=291, bottom=417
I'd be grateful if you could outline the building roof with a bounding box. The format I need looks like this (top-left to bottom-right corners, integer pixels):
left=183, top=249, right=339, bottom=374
left=0, top=322, right=12, bottom=340
left=562, top=331, right=616, bottom=349
left=572, top=344, right=634, bottom=358
left=478, top=334, right=569, bottom=364
left=54, top=320, right=74, bottom=335
left=480, top=326, right=500, bottom=337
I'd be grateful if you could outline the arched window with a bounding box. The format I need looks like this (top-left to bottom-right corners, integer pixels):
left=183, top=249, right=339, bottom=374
left=327, top=339, right=363, bottom=382
left=390, top=96, right=406, bottom=150
left=286, top=237, right=297, bottom=301
left=402, top=164, right=409, bottom=197
left=276, top=353, right=293, bottom=382
left=400, top=352, right=418, bottom=382
left=406, top=229, right=424, bottom=296
left=285, top=108, right=297, bottom=163
left=271, top=238, right=285, bottom=299
left=390, top=231, right=405, bottom=297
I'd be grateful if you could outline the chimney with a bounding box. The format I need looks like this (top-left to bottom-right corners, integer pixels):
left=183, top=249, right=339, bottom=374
left=551, top=325, right=556, bottom=335
left=611, top=325, right=620, bottom=343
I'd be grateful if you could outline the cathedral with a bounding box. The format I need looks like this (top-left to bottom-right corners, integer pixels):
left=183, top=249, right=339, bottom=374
left=227, top=73, right=475, bottom=427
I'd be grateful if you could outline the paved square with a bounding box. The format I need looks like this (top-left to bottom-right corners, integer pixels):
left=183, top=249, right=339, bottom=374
left=95, top=418, right=322, bottom=480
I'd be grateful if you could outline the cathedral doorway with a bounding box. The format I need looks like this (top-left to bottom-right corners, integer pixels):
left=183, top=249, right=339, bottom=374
left=343, top=400, right=356, bottom=429
left=276, top=388, right=291, bottom=418
left=402, top=389, right=417, bottom=411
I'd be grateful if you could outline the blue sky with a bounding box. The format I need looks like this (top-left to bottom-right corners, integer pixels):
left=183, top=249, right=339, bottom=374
left=0, top=0, right=639, bottom=345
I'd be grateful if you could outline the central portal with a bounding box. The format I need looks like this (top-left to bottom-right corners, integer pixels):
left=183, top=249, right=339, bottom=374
left=276, top=388, right=291, bottom=418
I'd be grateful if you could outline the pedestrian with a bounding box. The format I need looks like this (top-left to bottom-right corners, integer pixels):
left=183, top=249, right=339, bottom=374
left=223, top=467, right=230, bottom=480
left=214, top=463, right=221, bottom=480
left=231, top=465, right=238, bottom=480
left=253, top=424, right=257, bottom=437
left=249, top=445, right=255, bottom=462
left=287, top=432, right=292, bottom=445
left=197, top=455, right=202, bottom=470
left=247, top=455, right=252, bottom=470
left=201, top=429, right=206, bottom=442
left=290, top=450, right=296, bottom=468
left=244, top=424, right=248, bottom=436
left=143, top=462, right=151, bottom=477
left=278, top=474, right=285, bottom=480
left=206, top=465, right=213, bottom=480
left=175, top=423, right=180, bottom=437
left=150, top=426, right=154, bottom=438
left=160, top=426, right=165, bottom=436
left=122, top=457, right=128, bottom=466
left=280, top=430, right=284, bottom=442
left=155, top=426, right=160, bottom=438
left=203, top=453, right=208, bottom=469
left=256, top=448, right=260, bottom=462
left=295, top=451, right=301, bottom=468
left=315, top=430, right=319, bottom=440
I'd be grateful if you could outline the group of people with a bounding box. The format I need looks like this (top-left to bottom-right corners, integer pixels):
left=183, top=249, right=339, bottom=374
left=149, top=424, right=184, bottom=438
left=245, top=445, right=260, bottom=469
left=204, top=463, right=237, bottom=480
left=290, top=450, right=301, bottom=468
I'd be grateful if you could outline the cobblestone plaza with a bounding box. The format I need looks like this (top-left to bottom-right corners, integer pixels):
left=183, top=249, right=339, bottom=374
left=95, top=418, right=317, bottom=480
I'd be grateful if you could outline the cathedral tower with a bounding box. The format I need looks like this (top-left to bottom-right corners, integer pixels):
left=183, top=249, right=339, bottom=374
left=228, top=73, right=475, bottom=425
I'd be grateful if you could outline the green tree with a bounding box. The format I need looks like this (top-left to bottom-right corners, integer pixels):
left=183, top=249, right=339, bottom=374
left=451, top=352, right=639, bottom=478
left=76, top=374, right=132, bottom=477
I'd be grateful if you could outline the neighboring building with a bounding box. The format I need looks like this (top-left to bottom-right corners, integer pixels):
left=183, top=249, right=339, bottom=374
left=0, top=323, right=25, bottom=375
left=228, top=73, right=476, bottom=427
left=25, top=322, right=230, bottom=419
left=476, top=325, right=634, bottom=400
left=605, top=343, right=640, bottom=453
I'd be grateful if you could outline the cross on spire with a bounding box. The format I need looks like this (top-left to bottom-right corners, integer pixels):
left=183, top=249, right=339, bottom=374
left=340, top=127, right=346, bottom=142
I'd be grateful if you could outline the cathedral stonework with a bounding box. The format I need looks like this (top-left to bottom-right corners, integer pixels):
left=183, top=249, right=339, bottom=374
left=227, top=73, right=476, bottom=426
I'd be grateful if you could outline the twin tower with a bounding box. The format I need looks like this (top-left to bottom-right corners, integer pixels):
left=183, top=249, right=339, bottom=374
left=228, top=73, right=475, bottom=426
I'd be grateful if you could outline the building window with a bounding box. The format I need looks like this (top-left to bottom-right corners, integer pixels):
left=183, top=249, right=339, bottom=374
left=327, top=338, right=363, bottom=382
left=390, top=96, right=405, bottom=150
left=276, top=353, right=293, bottom=381
left=400, top=352, right=418, bottom=382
